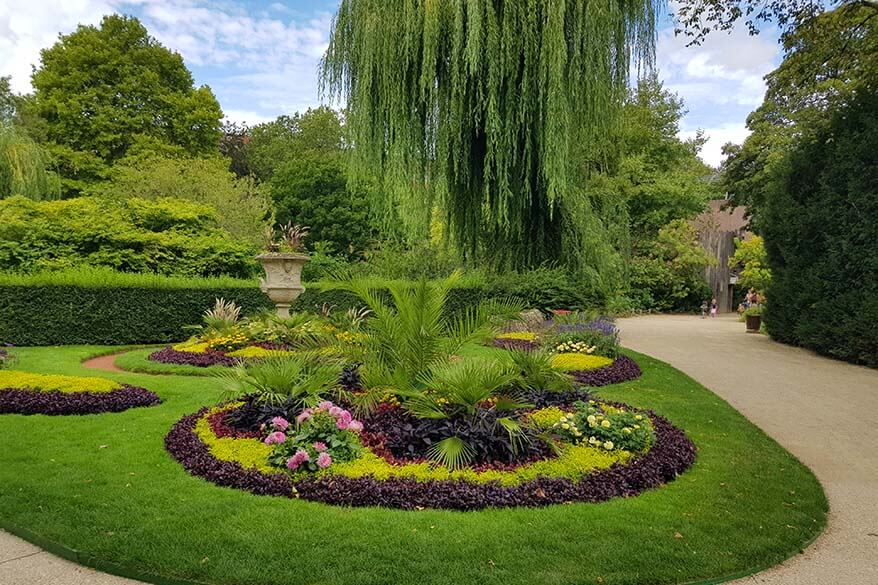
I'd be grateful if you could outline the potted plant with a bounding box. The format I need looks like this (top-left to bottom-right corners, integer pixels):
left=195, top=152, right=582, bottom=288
left=256, top=222, right=310, bottom=317
left=743, top=305, right=763, bottom=334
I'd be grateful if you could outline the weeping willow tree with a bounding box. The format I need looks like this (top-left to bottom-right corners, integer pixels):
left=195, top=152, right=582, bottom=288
left=0, top=124, right=60, bottom=201
left=322, top=0, right=659, bottom=274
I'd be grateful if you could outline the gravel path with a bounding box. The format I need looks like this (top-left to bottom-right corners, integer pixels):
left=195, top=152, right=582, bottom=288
left=618, top=314, right=878, bottom=584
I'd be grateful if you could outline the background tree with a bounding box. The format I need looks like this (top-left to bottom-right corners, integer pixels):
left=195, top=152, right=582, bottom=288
left=220, top=121, right=252, bottom=178
left=728, top=236, right=771, bottom=295
left=89, top=156, right=272, bottom=248
left=0, top=125, right=60, bottom=201
left=0, top=77, right=17, bottom=124
left=247, top=107, right=344, bottom=182
left=24, top=15, right=223, bottom=196
left=322, top=0, right=660, bottom=271
left=721, top=4, right=878, bottom=229
left=674, top=0, right=878, bottom=44
left=269, top=153, right=372, bottom=256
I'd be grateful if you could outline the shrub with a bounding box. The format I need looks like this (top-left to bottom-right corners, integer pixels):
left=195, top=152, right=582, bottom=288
left=0, top=371, right=120, bottom=393
left=550, top=354, right=614, bottom=372
left=0, top=385, right=160, bottom=415
left=0, top=196, right=257, bottom=278
left=0, top=269, right=272, bottom=345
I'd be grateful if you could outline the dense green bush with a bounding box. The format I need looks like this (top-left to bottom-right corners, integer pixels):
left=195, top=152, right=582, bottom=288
left=0, top=196, right=257, bottom=278
left=0, top=269, right=272, bottom=346
left=763, top=92, right=878, bottom=367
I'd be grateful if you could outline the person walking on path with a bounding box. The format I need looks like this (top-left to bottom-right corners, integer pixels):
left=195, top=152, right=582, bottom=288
left=710, top=298, right=718, bottom=318
left=701, top=300, right=709, bottom=319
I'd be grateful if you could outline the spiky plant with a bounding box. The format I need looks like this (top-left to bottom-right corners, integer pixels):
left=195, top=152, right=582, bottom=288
left=217, top=353, right=342, bottom=408
left=321, top=271, right=523, bottom=394
left=202, top=298, right=241, bottom=334
left=506, top=348, right=574, bottom=393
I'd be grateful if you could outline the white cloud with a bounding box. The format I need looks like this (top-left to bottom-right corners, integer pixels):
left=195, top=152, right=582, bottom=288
left=222, top=109, right=275, bottom=126
left=0, top=0, right=117, bottom=93
left=681, top=123, right=751, bottom=168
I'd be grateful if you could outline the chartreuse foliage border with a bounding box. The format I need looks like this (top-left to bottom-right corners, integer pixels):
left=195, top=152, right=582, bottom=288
left=0, top=346, right=825, bottom=585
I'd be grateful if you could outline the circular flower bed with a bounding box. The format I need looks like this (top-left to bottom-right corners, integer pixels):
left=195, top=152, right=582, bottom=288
left=0, top=371, right=160, bottom=415
left=148, top=342, right=329, bottom=368
left=165, top=397, right=695, bottom=510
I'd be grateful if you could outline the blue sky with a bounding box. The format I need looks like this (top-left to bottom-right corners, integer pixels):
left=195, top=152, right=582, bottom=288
left=0, top=0, right=782, bottom=166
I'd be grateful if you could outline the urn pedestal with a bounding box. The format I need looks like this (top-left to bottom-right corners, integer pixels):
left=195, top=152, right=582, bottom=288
left=256, top=253, right=310, bottom=317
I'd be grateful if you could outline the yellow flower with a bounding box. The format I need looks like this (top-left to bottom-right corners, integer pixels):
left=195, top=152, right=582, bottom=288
left=623, top=427, right=632, bottom=434
left=601, top=420, right=611, bottom=428
left=603, top=441, right=614, bottom=450
left=635, top=415, right=643, bottom=421
left=561, top=423, right=570, bottom=430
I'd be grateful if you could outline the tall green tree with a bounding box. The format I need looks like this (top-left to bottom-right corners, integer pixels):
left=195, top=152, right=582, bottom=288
left=247, top=107, right=344, bottom=181
left=25, top=15, right=223, bottom=196
left=322, top=0, right=659, bottom=270
left=0, top=77, right=17, bottom=124
left=721, top=4, right=878, bottom=229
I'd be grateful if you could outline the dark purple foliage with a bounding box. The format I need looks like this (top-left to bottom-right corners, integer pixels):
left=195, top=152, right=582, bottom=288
left=360, top=405, right=554, bottom=466
left=149, top=347, right=241, bottom=368
left=572, top=355, right=642, bottom=387
left=165, top=406, right=696, bottom=510
left=0, top=385, right=160, bottom=415
left=524, top=387, right=594, bottom=408
left=492, top=338, right=540, bottom=351
left=165, top=410, right=294, bottom=497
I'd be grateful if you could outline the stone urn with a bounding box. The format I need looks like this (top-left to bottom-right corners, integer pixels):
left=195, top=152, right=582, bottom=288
left=256, top=253, right=310, bottom=317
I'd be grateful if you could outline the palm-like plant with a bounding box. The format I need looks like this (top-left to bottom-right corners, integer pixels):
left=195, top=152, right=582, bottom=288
left=405, top=359, right=532, bottom=469
left=506, top=349, right=574, bottom=393
left=322, top=271, right=523, bottom=392
left=217, top=353, right=342, bottom=408
left=202, top=297, right=241, bottom=334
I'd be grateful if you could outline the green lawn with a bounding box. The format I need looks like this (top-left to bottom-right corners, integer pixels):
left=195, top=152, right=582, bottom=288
left=0, top=346, right=826, bottom=585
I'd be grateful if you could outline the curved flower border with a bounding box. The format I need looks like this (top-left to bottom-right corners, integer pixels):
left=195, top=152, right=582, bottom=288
left=149, top=347, right=241, bottom=368
left=571, top=355, right=642, bottom=387
left=0, top=385, right=161, bottom=415
left=165, top=406, right=695, bottom=510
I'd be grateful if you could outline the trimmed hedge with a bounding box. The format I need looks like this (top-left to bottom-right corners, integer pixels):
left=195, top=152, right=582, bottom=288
left=763, top=92, right=878, bottom=367
left=0, top=272, right=273, bottom=345
left=0, top=269, right=598, bottom=346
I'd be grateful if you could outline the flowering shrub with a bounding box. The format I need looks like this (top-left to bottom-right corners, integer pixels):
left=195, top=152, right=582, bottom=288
left=0, top=371, right=121, bottom=393
left=550, top=353, right=613, bottom=372
left=204, top=331, right=250, bottom=352
left=549, top=329, right=619, bottom=358
left=552, top=401, right=654, bottom=452
left=265, top=402, right=363, bottom=472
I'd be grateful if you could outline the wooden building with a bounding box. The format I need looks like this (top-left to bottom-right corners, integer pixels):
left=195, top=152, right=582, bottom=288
left=692, top=200, right=751, bottom=313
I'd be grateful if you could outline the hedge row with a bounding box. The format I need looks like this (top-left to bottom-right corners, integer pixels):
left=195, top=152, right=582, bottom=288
left=0, top=284, right=273, bottom=346
left=0, top=269, right=596, bottom=346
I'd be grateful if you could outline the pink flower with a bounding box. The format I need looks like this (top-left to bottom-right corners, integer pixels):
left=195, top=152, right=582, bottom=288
left=328, top=406, right=343, bottom=417
left=348, top=420, right=363, bottom=433
left=316, top=452, right=332, bottom=469
left=318, top=400, right=334, bottom=410
left=336, top=418, right=349, bottom=430
left=296, top=408, right=314, bottom=424
left=293, top=449, right=310, bottom=463
left=271, top=416, right=289, bottom=431
left=312, top=442, right=328, bottom=452
left=263, top=431, right=286, bottom=445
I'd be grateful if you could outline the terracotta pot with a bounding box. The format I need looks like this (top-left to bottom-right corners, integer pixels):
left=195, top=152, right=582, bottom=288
left=256, top=253, right=310, bottom=317
left=745, top=314, right=762, bottom=333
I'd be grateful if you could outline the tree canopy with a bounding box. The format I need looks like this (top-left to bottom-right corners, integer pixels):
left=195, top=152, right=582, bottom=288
left=322, top=0, right=660, bottom=270
left=24, top=15, right=223, bottom=196
left=721, top=4, right=878, bottom=229
left=674, top=0, right=878, bottom=44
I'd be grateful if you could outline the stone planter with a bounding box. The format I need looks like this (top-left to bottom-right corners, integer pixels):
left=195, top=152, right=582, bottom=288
left=745, top=314, right=762, bottom=333
left=256, top=253, right=310, bottom=317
